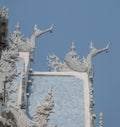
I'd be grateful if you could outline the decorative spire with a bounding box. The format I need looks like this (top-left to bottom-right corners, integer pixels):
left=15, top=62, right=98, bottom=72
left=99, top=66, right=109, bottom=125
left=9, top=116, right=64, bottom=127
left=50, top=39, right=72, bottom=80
left=69, top=42, right=77, bottom=58
left=99, top=112, right=103, bottom=127
left=71, top=42, right=76, bottom=52
left=10, top=22, right=24, bottom=45
left=13, top=22, right=22, bottom=37
left=15, top=22, right=20, bottom=31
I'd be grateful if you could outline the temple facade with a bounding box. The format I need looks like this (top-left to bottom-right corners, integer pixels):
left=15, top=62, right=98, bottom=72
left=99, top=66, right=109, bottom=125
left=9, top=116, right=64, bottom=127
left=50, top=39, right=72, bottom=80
left=0, top=7, right=108, bottom=127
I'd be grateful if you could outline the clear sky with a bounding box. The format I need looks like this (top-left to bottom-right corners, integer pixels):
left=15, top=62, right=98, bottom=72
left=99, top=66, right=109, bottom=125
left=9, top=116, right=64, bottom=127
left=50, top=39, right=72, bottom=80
left=1, top=0, right=120, bottom=127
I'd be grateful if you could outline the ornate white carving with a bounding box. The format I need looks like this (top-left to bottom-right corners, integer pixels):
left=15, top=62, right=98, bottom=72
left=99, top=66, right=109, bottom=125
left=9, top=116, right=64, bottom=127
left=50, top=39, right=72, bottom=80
left=47, top=42, right=110, bottom=74
left=0, top=44, right=19, bottom=99
left=34, top=88, right=54, bottom=127
left=47, top=54, right=70, bottom=72
left=0, top=100, right=42, bottom=127
left=0, top=44, right=18, bottom=72
left=89, top=76, right=96, bottom=127
left=10, top=23, right=53, bottom=52
left=85, top=42, right=110, bottom=73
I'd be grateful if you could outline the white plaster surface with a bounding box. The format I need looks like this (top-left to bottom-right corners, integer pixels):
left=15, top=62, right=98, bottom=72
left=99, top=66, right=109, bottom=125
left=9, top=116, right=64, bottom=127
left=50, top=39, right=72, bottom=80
left=19, top=52, right=30, bottom=73
left=17, top=52, right=30, bottom=105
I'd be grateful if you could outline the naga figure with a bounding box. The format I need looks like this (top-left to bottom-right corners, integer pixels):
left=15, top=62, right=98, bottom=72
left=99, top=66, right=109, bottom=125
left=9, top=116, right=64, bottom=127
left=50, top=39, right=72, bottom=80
left=47, top=42, right=110, bottom=74
left=86, top=42, right=110, bottom=72
left=10, top=22, right=53, bottom=52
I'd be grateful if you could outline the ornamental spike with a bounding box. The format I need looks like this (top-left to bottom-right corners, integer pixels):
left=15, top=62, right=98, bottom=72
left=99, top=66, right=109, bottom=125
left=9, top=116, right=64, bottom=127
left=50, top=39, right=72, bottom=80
left=15, top=22, right=20, bottom=31
left=71, top=41, right=76, bottom=51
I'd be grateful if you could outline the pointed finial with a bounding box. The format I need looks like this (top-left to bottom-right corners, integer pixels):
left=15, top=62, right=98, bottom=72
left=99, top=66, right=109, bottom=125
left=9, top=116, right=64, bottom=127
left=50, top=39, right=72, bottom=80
left=15, top=22, right=20, bottom=31
left=99, top=112, right=103, bottom=127
left=70, top=42, right=77, bottom=57
left=71, top=42, right=76, bottom=52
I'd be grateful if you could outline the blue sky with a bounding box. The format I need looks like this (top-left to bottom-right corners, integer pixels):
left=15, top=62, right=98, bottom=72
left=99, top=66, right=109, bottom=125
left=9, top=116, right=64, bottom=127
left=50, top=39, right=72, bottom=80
left=1, top=0, right=120, bottom=127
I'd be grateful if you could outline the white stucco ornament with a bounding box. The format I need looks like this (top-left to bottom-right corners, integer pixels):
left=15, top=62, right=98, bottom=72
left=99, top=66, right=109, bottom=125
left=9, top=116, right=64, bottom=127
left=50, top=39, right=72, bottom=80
left=10, top=22, right=53, bottom=52
left=47, top=42, right=110, bottom=75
